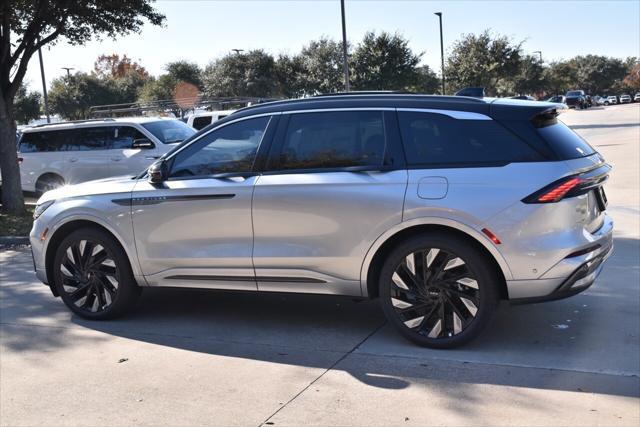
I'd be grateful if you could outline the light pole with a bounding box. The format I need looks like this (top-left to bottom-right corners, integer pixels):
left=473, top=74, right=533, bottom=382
left=533, top=50, right=542, bottom=62
left=37, top=40, right=50, bottom=123
left=340, top=0, right=350, bottom=92
left=61, top=67, right=74, bottom=77
left=231, top=49, right=244, bottom=55
left=434, top=12, right=445, bottom=95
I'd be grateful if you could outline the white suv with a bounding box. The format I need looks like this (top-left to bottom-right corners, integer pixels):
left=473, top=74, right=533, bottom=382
left=17, top=117, right=195, bottom=194
left=186, top=110, right=236, bottom=131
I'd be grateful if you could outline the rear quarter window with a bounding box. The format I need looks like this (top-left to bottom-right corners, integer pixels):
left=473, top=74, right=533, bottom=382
left=398, top=112, right=544, bottom=167
left=18, top=129, right=76, bottom=153
left=536, top=120, right=596, bottom=159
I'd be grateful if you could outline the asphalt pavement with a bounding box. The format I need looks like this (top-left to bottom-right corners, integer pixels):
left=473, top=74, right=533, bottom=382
left=1, top=103, right=639, bottom=426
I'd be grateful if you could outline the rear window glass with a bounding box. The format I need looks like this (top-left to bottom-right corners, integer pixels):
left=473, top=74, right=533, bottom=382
left=536, top=120, right=596, bottom=159
left=142, top=120, right=195, bottom=144
left=398, top=112, right=543, bottom=166
left=192, top=116, right=212, bottom=130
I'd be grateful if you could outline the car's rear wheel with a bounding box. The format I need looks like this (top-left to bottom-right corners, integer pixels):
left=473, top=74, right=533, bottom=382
left=379, top=233, right=499, bottom=348
left=53, top=228, right=140, bottom=320
left=35, top=174, right=65, bottom=195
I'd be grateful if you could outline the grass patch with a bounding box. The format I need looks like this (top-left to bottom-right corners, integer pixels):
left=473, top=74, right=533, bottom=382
left=0, top=206, right=34, bottom=236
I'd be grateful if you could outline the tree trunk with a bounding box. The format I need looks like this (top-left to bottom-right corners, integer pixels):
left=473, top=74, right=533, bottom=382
left=0, top=97, right=25, bottom=215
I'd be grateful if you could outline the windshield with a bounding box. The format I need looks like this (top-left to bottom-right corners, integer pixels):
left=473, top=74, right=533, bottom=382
left=566, top=91, right=583, bottom=97
left=142, top=120, right=195, bottom=144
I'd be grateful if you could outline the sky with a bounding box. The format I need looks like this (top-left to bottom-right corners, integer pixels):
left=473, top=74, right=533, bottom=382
left=22, top=0, right=640, bottom=89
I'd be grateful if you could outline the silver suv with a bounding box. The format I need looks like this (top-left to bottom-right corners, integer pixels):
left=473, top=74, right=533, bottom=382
left=30, top=94, right=613, bottom=348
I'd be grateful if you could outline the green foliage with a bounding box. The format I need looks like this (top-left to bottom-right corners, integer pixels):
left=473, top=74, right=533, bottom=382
left=351, top=31, right=421, bottom=91
left=202, top=50, right=278, bottom=98
left=445, top=30, right=524, bottom=96
left=138, top=61, right=203, bottom=103
left=13, top=84, right=41, bottom=124
left=296, top=38, right=345, bottom=94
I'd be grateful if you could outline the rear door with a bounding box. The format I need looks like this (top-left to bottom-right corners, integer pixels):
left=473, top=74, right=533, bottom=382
left=252, top=109, right=407, bottom=295
left=65, top=126, right=114, bottom=184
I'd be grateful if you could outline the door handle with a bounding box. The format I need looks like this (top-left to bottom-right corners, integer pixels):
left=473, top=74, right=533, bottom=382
left=68, top=157, right=78, bottom=163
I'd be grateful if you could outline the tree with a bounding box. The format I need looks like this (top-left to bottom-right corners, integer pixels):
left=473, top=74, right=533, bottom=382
left=49, top=72, right=124, bottom=120
left=274, top=54, right=306, bottom=98
left=0, top=0, right=164, bottom=214
left=13, top=84, right=41, bottom=125
left=351, top=31, right=421, bottom=91
left=445, top=30, right=524, bottom=96
left=296, top=37, right=345, bottom=94
left=202, top=50, right=277, bottom=97
left=623, top=62, right=640, bottom=91
left=94, top=53, right=148, bottom=79
left=513, top=55, right=546, bottom=96
left=410, top=65, right=440, bottom=94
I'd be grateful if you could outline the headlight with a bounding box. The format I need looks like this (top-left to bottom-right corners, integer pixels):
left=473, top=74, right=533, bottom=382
left=33, top=200, right=54, bottom=219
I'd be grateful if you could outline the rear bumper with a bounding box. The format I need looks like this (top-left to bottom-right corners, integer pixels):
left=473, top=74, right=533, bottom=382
left=510, top=240, right=613, bottom=304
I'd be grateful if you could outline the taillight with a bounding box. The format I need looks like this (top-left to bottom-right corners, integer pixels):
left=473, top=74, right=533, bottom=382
left=536, top=177, right=582, bottom=203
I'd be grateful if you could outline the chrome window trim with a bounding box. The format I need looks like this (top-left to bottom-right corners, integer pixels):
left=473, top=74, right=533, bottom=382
left=284, top=107, right=395, bottom=114
left=164, top=112, right=281, bottom=162
left=397, top=108, right=492, bottom=121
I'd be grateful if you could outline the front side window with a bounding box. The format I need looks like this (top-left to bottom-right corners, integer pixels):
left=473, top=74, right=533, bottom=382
left=170, top=116, right=270, bottom=178
left=398, top=112, right=542, bottom=166
left=274, top=111, right=386, bottom=171
left=142, top=120, right=196, bottom=144
left=112, top=126, right=149, bottom=149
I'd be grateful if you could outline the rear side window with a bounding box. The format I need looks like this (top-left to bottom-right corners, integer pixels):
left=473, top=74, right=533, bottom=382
left=398, top=112, right=543, bottom=166
left=192, top=116, right=212, bottom=130
left=536, top=120, right=596, bottom=159
left=19, top=129, right=75, bottom=153
left=274, top=111, right=386, bottom=170
left=142, top=120, right=195, bottom=144
left=72, top=127, right=112, bottom=151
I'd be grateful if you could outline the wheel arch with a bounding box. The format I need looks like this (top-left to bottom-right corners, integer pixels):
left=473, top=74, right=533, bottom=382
left=360, top=218, right=512, bottom=300
left=44, top=216, right=142, bottom=288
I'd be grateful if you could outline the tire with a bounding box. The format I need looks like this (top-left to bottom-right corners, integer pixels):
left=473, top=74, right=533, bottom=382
left=379, top=233, right=500, bottom=348
left=35, top=174, right=64, bottom=195
left=52, top=227, right=140, bottom=320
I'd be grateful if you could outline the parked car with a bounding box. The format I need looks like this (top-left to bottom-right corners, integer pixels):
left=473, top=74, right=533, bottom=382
left=545, top=95, right=566, bottom=104
left=634, top=93, right=640, bottom=102
left=186, top=110, right=236, bottom=130
left=565, top=90, right=590, bottom=109
left=510, top=95, right=536, bottom=101
left=17, top=117, right=195, bottom=194
left=604, top=96, right=618, bottom=105
left=619, top=94, right=632, bottom=104
left=30, top=93, right=613, bottom=348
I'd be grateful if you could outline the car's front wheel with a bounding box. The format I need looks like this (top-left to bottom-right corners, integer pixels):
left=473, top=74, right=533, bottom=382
left=379, top=233, right=499, bottom=348
left=53, top=228, right=140, bottom=319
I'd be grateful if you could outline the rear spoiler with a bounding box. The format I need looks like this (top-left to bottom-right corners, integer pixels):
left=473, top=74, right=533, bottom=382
left=489, top=99, right=567, bottom=122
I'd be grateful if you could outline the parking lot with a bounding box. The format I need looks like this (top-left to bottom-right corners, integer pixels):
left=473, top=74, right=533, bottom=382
left=1, top=104, right=639, bottom=426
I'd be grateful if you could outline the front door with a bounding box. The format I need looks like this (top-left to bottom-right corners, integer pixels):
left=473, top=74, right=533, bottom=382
left=252, top=110, right=408, bottom=296
left=132, top=115, right=275, bottom=290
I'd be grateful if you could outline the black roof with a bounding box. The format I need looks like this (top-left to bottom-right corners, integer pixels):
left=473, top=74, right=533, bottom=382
left=228, top=92, right=560, bottom=122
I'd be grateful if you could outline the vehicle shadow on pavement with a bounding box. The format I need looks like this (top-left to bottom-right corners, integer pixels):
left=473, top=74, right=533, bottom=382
left=1, top=238, right=638, bottom=398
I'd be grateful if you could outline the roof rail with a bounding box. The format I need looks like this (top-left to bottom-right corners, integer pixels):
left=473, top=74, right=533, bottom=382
left=31, top=118, right=116, bottom=128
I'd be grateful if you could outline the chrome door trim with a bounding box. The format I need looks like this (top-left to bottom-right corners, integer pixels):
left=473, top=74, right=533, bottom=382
left=396, top=108, right=492, bottom=121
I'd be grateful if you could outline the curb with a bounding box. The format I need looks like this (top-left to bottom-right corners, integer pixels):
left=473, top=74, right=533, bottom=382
left=0, top=236, right=30, bottom=247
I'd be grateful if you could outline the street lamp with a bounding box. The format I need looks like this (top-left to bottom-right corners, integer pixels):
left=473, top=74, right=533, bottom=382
left=434, top=12, right=445, bottom=95
left=231, top=49, right=244, bottom=55
left=533, top=51, right=542, bottom=62
left=340, top=0, right=350, bottom=92
left=61, top=67, right=74, bottom=77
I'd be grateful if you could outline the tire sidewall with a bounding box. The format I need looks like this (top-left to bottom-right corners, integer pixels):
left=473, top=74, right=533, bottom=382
left=379, top=233, right=499, bottom=348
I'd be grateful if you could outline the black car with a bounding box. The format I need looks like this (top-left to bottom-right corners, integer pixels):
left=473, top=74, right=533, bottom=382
left=565, top=90, right=590, bottom=109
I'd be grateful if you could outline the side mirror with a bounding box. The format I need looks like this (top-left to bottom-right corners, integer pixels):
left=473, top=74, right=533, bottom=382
left=148, top=160, right=168, bottom=184
left=132, top=138, right=155, bottom=149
